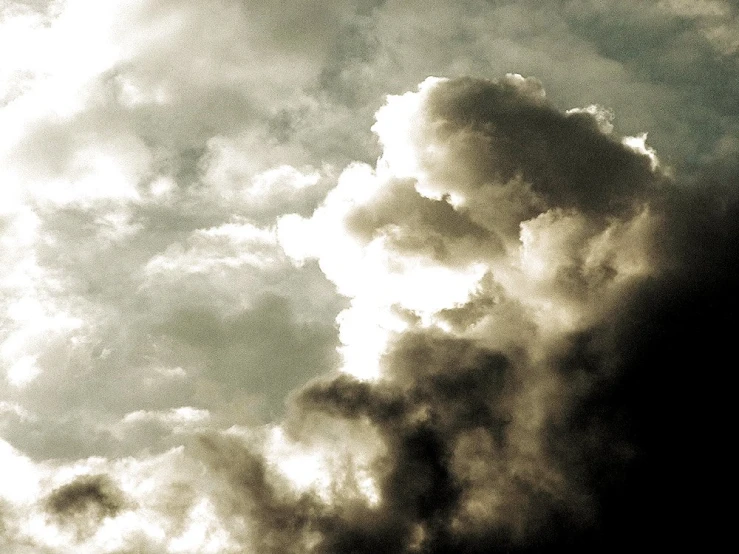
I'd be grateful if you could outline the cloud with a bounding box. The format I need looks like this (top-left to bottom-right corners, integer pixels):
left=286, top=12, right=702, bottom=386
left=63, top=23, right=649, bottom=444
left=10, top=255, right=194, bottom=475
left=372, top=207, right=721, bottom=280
left=45, top=473, right=128, bottom=539
left=248, top=74, right=739, bottom=551
left=1, top=0, right=737, bottom=551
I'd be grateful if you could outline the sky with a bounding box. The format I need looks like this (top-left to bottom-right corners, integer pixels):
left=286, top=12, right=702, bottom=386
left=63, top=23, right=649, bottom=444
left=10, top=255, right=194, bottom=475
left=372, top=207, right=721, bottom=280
left=0, top=0, right=737, bottom=552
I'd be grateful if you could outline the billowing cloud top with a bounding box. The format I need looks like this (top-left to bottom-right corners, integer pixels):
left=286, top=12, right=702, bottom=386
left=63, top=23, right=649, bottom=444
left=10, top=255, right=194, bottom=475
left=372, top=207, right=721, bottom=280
left=1, top=1, right=737, bottom=552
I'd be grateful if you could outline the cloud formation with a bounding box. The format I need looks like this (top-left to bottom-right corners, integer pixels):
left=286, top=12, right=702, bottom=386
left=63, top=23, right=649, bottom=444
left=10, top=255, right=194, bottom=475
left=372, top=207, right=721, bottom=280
left=206, top=75, right=737, bottom=551
left=45, top=473, right=127, bottom=541
left=0, top=0, right=737, bottom=552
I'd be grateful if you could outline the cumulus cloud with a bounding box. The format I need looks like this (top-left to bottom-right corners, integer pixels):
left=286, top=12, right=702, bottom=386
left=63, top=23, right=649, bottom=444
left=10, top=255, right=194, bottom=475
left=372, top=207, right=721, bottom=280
left=256, top=75, right=662, bottom=551
left=200, top=75, right=736, bottom=551
left=0, top=0, right=737, bottom=552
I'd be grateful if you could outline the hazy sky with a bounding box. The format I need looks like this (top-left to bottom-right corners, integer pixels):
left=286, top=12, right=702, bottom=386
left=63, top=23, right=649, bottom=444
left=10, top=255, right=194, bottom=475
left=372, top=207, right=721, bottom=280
left=1, top=0, right=737, bottom=552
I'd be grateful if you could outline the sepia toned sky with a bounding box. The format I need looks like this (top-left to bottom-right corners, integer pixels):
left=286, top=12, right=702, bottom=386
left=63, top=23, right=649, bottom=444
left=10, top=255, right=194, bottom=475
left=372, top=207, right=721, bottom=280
left=1, top=1, right=737, bottom=552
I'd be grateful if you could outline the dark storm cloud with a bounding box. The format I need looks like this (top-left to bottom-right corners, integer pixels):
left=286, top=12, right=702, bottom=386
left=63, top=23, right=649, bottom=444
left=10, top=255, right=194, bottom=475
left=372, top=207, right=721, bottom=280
left=46, top=474, right=126, bottom=520
left=421, top=76, right=660, bottom=216
left=45, top=474, right=128, bottom=540
left=204, top=250, right=738, bottom=552
left=196, top=74, right=739, bottom=552
left=199, top=332, right=589, bottom=552
left=296, top=335, right=516, bottom=551
left=324, top=331, right=605, bottom=549
left=541, top=195, right=739, bottom=548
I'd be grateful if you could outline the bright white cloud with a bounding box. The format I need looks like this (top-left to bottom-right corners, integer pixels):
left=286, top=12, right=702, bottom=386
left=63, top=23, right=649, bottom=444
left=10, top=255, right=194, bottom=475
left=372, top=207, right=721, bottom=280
left=0, top=438, right=41, bottom=504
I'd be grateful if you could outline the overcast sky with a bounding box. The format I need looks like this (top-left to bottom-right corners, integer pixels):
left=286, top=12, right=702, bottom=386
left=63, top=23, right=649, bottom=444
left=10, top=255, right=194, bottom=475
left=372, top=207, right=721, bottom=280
left=1, top=0, right=737, bottom=552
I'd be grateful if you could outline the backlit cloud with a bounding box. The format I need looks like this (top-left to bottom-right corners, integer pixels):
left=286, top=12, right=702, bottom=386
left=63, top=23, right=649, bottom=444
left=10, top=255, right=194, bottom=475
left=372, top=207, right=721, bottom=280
left=0, top=1, right=736, bottom=552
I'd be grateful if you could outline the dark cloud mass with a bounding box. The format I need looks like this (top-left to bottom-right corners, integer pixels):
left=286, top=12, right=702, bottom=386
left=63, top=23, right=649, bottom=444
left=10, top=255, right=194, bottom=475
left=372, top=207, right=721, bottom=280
left=420, top=76, right=658, bottom=215
left=195, top=75, right=738, bottom=552
left=1, top=0, right=737, bottom=551
left=46, top=474, right=125, bottom=519
left=45, top=474, right=127, bottom=540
